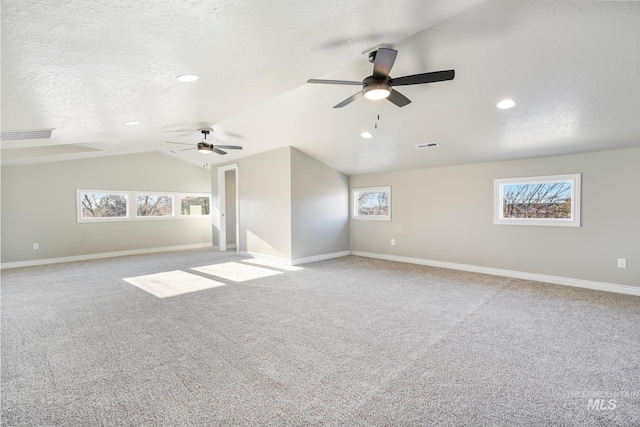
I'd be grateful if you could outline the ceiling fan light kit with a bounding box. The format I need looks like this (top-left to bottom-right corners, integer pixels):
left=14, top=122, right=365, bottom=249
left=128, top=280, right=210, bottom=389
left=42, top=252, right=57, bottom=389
left=308, top=47, right=455, bottom=108
left=363, top=77, right=392, bottom=100
left=197, top=142, right=213, bottom=153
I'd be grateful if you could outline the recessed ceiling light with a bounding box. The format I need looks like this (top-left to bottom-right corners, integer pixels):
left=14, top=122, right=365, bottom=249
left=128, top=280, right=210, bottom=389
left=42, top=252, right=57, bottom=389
left=497, top=99, right=516, bottom=109
left=125, top=121, right=140, bottom=125
left=177, top=74, right=199, bottom=82
left=361, top=132, right=373, bottom=139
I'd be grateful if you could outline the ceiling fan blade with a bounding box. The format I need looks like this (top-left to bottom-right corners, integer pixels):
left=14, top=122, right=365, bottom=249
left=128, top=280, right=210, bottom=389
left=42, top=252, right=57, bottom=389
left=372, top=48, right=398, bottom=80
left=161, top=132, right=191, bottom=138
left=389, top=69, right=455, bottom=86
left=219, top=131, right=244, bottom=139
left=180, top=147, right=197, bottom=151
left=387, top=89, right=411, bottom=107
left=213, top=145, right=243, bottom=150
left=307, top=79, right=362, bottom=86
left=213, top=148, right=228, bottom=155
left=333, top=91, right=364, bottom=108
left=166, top=141, right=196, bottom=146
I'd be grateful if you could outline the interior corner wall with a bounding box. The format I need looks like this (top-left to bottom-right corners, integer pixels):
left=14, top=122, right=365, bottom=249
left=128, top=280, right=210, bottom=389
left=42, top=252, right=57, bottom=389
left=349, top=147, right=640, bottom=288
left=1, top=152, right=212, bottom=264
left=290, top=147, right=349, bottom=260
left=212, top=147, right=292, bottom=260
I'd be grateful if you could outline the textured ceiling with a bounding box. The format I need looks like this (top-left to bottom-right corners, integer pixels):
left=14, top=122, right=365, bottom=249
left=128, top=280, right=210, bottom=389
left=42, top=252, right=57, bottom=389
left=2, top=0, right=640, bottom=174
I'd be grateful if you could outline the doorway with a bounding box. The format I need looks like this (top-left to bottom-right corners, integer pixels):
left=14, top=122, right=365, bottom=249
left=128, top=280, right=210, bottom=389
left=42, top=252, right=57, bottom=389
left=217, top=163, right=239, bottom=253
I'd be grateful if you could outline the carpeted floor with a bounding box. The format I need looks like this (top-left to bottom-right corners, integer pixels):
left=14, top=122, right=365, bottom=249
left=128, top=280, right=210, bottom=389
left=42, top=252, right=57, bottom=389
left=2, top=249, right=639, bottom=426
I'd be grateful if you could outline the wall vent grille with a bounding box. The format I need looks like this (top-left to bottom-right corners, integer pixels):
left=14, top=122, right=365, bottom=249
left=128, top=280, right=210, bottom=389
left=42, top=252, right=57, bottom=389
left=415, top=142, right=439, bottom=149
left=1, top=128, right=55, bottom=141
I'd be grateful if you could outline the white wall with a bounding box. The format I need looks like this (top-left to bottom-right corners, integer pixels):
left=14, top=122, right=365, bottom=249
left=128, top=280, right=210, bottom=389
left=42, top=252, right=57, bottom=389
left=350, top=147, right=640, bottom=288
left=291, top=148, right=349, bottom=259
left=1, top=152, right=212, bottom=263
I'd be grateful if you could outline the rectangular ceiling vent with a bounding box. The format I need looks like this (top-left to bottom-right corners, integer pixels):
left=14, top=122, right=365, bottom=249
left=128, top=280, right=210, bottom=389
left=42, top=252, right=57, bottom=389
left=1, top=128, right=55, bottom=141
left=415, top=142, right=440, bottom=149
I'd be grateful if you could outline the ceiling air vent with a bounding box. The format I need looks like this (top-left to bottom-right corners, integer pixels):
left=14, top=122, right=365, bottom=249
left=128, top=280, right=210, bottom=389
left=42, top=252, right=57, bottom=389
left=0, top=128, right=55, bottom=141
left=415, top=142, right=439, bottom=149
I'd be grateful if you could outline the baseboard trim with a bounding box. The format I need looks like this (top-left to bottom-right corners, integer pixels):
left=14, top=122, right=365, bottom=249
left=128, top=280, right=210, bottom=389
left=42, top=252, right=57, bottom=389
left=238, top=251, right=291, bottom=266
left=350, top=251, right=640, bottom=296
left=1, top=243, right=213, bottom=270
left=292, top=250, right=351, bottom=266
left=237, top=250, right=351, bottom=266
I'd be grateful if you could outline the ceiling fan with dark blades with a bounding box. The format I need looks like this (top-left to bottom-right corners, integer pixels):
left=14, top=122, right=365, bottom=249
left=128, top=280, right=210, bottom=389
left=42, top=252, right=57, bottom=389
left=165, top=128, right=243, bottom=155
left=307, top=48, right=455, bottom=108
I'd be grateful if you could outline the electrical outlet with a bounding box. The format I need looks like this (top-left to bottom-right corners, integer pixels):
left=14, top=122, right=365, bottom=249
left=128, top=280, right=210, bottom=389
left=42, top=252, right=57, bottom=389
left=391, top=239, right=396, bottom=246
left=33, top=243, right=39, bottom=250
left=618, top=259, right=627, bottom=269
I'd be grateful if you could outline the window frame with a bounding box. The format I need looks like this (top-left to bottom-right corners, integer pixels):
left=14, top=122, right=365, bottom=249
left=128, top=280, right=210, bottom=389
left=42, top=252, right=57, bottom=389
left=76, top=189, right=211, bottom=223
left=352, top=186, right=391, bottom=221
left=77, top=190, right=130, bottom=223
left=493, top=173, right=581, bottom=227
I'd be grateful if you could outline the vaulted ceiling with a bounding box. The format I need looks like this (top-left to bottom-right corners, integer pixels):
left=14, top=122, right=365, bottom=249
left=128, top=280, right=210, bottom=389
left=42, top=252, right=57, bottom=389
left=2, top=0, right=639, bottom=175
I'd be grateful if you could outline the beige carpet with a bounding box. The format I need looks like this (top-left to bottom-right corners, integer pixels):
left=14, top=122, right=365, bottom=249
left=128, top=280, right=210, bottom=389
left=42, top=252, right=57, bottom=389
left=2, top=249, right=639, bottom=426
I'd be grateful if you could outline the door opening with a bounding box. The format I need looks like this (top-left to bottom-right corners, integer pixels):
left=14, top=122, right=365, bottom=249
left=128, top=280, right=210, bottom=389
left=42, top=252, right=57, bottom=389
left=217, top=163, right=239, bottom=253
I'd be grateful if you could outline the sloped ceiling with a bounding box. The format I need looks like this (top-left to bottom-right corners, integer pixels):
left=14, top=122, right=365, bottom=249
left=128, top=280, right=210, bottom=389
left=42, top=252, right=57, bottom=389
left=2, top=0, right=639, bottom=174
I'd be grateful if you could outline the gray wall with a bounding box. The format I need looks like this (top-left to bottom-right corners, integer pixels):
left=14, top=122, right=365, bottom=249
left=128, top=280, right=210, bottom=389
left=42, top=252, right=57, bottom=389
left=1, top=152, right=212, bottom=263
left=211, top=146, right=350, bottom=262
left=291, top=148, right=349, bottom=259
left=212, top=147, right=292, bottom=259
left=350, top=147, right=640, bottom=287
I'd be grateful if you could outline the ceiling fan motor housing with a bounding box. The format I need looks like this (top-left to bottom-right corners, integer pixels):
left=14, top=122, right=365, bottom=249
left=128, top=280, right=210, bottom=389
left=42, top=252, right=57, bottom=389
left=362, top=76, right=392, bottom=99
left=197, top=142, right=213, bottom=153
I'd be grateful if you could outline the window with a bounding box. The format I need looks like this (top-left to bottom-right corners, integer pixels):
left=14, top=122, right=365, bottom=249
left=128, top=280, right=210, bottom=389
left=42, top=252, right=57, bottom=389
left=79, top=192, right=128, bottom=220
left=136, top=194, right=173, bottom=217
left=494, top=174, right=581, bottom=227
left=180, top=196, right=210, bottom=216
left=352, top=186, right=391, bottom=221
left=77, top=190, right=210, bottom=223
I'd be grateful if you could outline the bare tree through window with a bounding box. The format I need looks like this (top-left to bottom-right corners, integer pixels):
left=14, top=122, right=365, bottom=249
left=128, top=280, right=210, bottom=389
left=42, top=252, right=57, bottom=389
left=353, top=187, right=391, bottom=220
left=136, top=195, right=173, bottom=216
left=81, top=193, right=127, bottom=218
left=77, top=190, right=212, bottom=223
left=494, top=174, right=581, bottom=227
left=502, top=182, right=572, bottom=219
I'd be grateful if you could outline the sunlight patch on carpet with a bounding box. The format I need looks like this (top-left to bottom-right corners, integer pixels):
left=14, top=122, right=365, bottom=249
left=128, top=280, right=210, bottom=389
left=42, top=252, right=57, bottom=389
left=123, top=270, right=226, bottom=298
left=192, top=262, right=283, bottom=282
